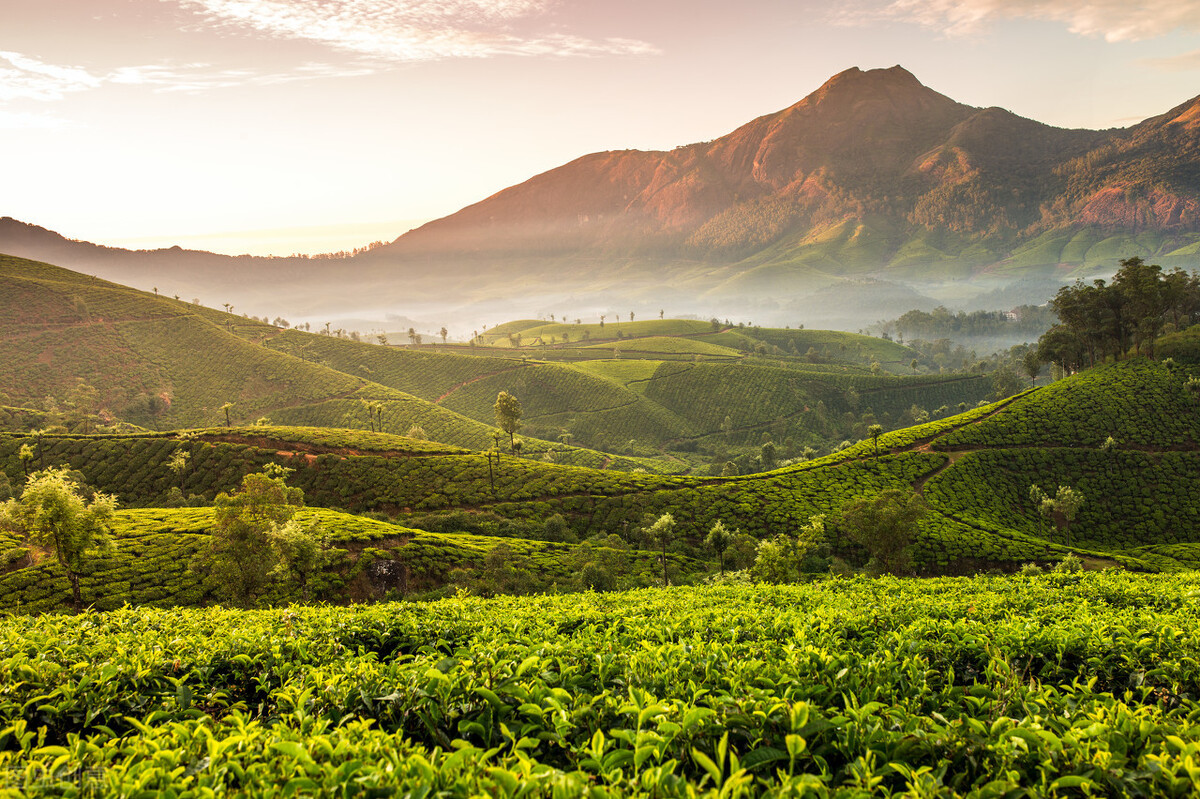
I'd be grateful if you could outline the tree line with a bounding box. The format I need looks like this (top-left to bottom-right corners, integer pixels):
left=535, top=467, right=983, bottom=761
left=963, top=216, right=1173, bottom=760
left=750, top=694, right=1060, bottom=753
left=1037, top=257, right=1200, bottom=370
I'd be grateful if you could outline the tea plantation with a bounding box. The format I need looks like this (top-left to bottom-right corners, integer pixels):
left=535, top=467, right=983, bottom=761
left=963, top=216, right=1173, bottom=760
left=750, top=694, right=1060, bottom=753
left=6, top=355, right=1200, bottom=609
left=0, top=507, right=694, bottom=614
left=3, top=574, right=1200, bottom=796
left=1, top=254, right=1002, bottom=473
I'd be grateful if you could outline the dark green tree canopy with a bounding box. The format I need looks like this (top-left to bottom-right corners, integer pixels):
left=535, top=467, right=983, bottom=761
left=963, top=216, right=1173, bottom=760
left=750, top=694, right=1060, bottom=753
left=836, top=489, right=927, bottom=576
left=1037, top=258, right=1200, bottom=370
left=200, top=466, right=307, bottom=606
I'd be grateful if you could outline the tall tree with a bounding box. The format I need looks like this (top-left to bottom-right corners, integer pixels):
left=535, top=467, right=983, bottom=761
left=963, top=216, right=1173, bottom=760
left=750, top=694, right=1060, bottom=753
left=705, top=520, right=734, bottom=574
left=760, top=441, right=777, bottom=471
left=868, top=424, right=884, bottom=458
left=494, top=391, right=523, bottom=451
left=644, top=512, right=677, bottom=586
left=1048, top=485, right=1084, bottom=547
left=167, top=449, right=190, bottom=490
left=1022, top=350, right=1042, bottom=386
left=0, top=468, right=116, bottom=613
left=270, top=517, right=328, bottom=602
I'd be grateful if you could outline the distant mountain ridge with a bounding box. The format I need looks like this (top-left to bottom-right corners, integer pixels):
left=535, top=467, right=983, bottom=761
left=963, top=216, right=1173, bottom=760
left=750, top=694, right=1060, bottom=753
left=5, top=65, right=1200, bottom=329
left=381, top=65, right=1200, bottom=261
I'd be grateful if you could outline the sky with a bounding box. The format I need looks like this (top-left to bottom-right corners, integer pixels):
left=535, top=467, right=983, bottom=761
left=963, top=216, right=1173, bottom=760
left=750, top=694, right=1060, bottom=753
left=6, top=0, right=1200, bottom=255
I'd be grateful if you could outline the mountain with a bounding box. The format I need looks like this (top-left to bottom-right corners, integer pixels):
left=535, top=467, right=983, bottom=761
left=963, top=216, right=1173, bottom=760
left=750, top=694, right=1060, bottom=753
left=6, top=66, right=1200, bottom=329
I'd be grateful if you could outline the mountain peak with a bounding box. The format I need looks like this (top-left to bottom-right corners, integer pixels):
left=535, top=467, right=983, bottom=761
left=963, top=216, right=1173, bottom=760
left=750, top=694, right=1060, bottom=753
left=806, top=65, right=926, bottom=102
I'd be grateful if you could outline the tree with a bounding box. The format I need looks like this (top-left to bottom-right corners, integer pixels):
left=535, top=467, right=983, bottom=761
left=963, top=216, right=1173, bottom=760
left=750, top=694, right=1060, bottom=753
left=750, top=536, right=796, bottom=584
left=270, top=517, right=328, bottom=602
left=991, top=367, right=1024, bottom=401
left=1029, top=485, right=1051, bottom=542
left=1045, top=485, right=1084, bottom=547
left=439, top=326, right=448, bottom=344
left=643, top=512, right=677, bottom=586
left=494, top=391, right=522, bottom=451
left=1040, top=258, right=1200, bottom=367
left=18, top=444, right=35, bottom=477
left=837, top=490, right=927, bottom=576
left=407, top=327, right=416, bottom=346
left=201, top=466, right=304, bottom=606
left=0, top=468, right=116, bottom=613
left=705, top=520, right=735, bottom=574
left=760, top=441, right=777, bottom=471
left=867, top=424, right=884, bottom=458
left=543, top=513, right=572, bottom=543
left=220, top=402, right=234, bottom=427
left=1022, top=350, right=1042, bottom=386
left=66, top=379, right=100, bottom=434
left=167, top=449, right=190, bottom=489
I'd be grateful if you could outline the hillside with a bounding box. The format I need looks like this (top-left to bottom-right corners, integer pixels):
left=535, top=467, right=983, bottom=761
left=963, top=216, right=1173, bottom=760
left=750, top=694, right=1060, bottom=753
left=3, top=357, right=1198, bottom=616
left=0, top=254, right=678, bottom=472
left=261, top=322, right=992, bottom=461
left=0, top=254, right=1001, bottom=471
left=6, top=67, right=1200, bottom=329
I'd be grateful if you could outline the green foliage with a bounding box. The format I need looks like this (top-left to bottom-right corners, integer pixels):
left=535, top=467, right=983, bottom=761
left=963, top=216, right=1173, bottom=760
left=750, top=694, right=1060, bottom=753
left=269, top=516, right=329, bottom=602
left=5, top=575, right=1200, bottom=795
left=493, top=391, right=522, bottom=450
left=1037, top=257, right=1200, bottom=367
left=0, top=467, right=116, bottom=611
left=199, top=469, right=305, bottom=606
left=939, top=360, right=1200, bottom=448
left=835, top=489, right=927, bottom=575
left=704, top=519, right=734, bottom=573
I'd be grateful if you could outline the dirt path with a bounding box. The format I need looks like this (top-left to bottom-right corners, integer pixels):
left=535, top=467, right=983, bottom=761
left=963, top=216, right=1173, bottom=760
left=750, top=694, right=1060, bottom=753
left=435, top=364, right=530, bottom=404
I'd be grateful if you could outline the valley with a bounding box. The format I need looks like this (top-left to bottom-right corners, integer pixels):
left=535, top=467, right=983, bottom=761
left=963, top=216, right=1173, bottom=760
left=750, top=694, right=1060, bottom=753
left=4, top=49, right=1200, bottom=796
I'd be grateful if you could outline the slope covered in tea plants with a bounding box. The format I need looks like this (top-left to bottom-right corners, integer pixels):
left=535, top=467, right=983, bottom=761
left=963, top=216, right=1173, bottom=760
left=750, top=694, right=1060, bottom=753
left=0, top=254, right=361, bottom=430
left=0, top=375, right=1150, bottom=583
left=4, top=574, right=1200, bottom=795
left=0, top=256, right=684, bottom=472
left=262, top=325, right=992, bottom=459
left=0, top=507, right=695, bottom=613
left=2, top=358, right=1194, bottom=600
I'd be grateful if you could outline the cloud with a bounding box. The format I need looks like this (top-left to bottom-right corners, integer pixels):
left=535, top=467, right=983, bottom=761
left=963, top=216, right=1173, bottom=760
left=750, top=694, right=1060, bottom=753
left=169, top=0, right=659, bottom=60
left=0, top=50, right=383, bottom=107
left=1141, top=48, right=1200, bottom=70
left=0, top=51, right=102, bottom=102
left=841, top=0, right=1200, bottom=42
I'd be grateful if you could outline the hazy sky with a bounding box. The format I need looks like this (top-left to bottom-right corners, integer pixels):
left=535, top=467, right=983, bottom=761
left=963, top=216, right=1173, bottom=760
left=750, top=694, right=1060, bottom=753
left=6, top=0, right=1200, bottom=255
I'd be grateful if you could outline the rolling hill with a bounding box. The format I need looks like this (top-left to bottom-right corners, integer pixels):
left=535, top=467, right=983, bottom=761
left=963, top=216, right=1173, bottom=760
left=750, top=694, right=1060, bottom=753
left=0, top=254, right=678, bottom=472
left=0, top=254, right=996, bottom=466
left=3, top=356, right=1199, bottom=614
